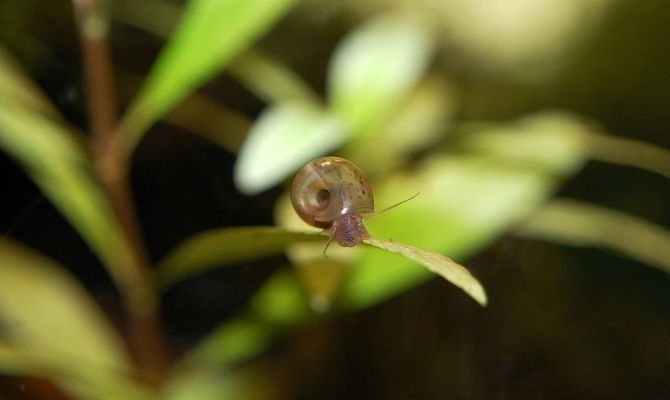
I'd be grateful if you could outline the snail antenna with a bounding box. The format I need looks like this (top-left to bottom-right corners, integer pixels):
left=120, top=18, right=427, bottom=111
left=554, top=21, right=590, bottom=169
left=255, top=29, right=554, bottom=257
left=372, top=193, right=420, bottom=218
left=322, top=236, right=334, bottom=258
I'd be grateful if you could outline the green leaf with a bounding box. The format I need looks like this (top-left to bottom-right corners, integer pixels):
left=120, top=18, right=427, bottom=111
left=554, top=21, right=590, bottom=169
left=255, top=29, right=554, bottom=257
left=0, top=98, right=143, bottom=308
left=518, top=199, right=670, bottom=275
left=120, top=0, right=299, bottom=152
left=0, top=46, right=59, bottom=117
left=157, top=227, right=325, bottom=287
left=342, top=75, right=457, bottom=175
left=228, top=50, right=321, bottom=104
left=328, top=14, right=434, bottom=137
left=234, top=102, right=347, bottom=194
left=581, top=131, right=670, bottom=179
left=174, top=269, right=310, bottom=369
left=343, top=154, right=559, bottom=309
left=166, top=367, right=268, bottom=400
left=455, top=112, right=588, bottom=176
left=0, top=240, right=149, bottom=400
left=363, top=238, right=487, bottom=306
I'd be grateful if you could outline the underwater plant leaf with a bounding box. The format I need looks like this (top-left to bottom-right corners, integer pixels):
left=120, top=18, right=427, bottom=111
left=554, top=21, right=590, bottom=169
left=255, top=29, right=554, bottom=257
left=228, top=50, right=322, bottom=104
left=328, top=14, right=434, bottom=137
left=175, top=269, right=310, bottom=369
left=0, top=240, right=148, bottom=399
left=363, top=238, right=487, bottom=306
left=157, top=226, right=325, bottom=287
left=0, top=98, right=142, bottom=303
left=456, top=111, right=670, bottom=179
left=0, top=46, right=60, bottom=117
left=343, top=154, right=558, bottom=309
left=120, top=0, right=298, bottom=153
left=582, top=131, right=670, bottom=179
left=455, top=112, right=588, bottom=176
left=518, top=198, right=670, bottom=275
left=114, top=1, right=318, bottom=108
left=234, top=102, right=347, bottom=194
left=343, top=75, right=457, bottom=175
left=166, top=364, right=271, bottom=400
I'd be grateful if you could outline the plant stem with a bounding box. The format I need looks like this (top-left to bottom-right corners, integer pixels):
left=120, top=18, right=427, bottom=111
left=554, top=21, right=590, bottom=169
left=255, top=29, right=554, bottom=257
left=72, top=0, right=166, bottom=385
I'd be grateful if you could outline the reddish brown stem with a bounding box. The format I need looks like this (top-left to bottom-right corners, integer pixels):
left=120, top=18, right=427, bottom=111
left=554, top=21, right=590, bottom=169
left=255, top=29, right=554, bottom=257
left=72, top=0, right=166, bottom=385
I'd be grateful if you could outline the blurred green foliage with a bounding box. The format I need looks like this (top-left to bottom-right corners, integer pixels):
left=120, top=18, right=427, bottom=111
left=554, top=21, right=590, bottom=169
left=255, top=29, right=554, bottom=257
left=0, top=0, right=669, bottom=398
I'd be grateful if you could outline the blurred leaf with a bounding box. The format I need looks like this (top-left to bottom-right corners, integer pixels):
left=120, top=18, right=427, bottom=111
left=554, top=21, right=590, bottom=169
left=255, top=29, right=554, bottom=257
left=157, top=227, right=325, bottom=287
left=166, top=367, right=269, bottom=400
left=180, top=319, right=273, bottom=369
left=120, top=0, right=298, bottom=152
left=0, top=240, right=149, bottom=400
left=0, top=46, right=59, bottom=117
left=344, top=75, right=457, bottom=175
left=248, top=269, right=313, bottom=325
left=175, top=269, right=310, bottom=369
left=328, top=14, right=434, bottom=137
left=114, top=0, right=318, bottom=113
left=455, top=112, right=670, bottom=181
left=455, top=112, right=588, bottom=176
left=363, top=238, right=487, bottom=306
left=0, top=98, right=142, bottom=305
left=228, top=50, right=322, bottom=104
left=113, top=0, right=181, bottom=38
left=234, top=102, right=347, bottom=194
left=165, top=90, right=251, bottom=153
left=582, top=131, right=670, bottom=179
left=518, top=199, right=670, bottom=275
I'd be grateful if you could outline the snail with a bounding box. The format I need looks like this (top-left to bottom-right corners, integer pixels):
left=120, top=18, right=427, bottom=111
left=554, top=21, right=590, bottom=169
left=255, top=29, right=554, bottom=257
left=291, top=157, right=417, bottom=254
left=289, top=157, right=487, bottom=306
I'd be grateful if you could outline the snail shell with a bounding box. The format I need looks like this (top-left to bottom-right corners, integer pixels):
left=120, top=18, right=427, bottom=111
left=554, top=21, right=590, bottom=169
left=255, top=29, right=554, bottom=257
left=291, top=157, right=374, bottom=247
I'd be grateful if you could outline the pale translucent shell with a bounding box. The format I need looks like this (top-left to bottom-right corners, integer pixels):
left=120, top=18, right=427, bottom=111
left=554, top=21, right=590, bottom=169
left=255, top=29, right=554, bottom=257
left=291, top=157, right=374, bottom=229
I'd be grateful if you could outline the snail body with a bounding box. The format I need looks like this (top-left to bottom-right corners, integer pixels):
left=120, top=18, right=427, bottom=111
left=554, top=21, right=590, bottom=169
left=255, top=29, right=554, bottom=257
left=291, top=157, right=374, bottom=247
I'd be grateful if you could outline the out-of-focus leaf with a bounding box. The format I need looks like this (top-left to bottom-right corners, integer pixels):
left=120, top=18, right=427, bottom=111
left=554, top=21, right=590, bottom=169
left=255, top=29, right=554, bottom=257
left=0, top=240, right=149, bottom=400
left=328, top=14, right=434, bottom=137
left=343, top=154, right=557, bottom=308
left=344, top=75, right=457, bottom=175
left=363, top=238, right=487, bottom=306
left=166, top=367, right=268, bottom=400
left=0, top=98, right=143, bottom=308
left=165, top=91, right=251, bottom=152
left=458, top=112, right=670, bottom=179
left=582, top=131, right=670, bottom=179
left=157, top=227, right=325, bottom=287
left=175, top=269, right=310, bottom=369
left=228, top=50, right=321, bottom=104
left=0, top=46, right=59, bottom=117
left=248, top=269, right=313, bottom=325
left=180, top=319, right=273, bottom=369
left=518, top=199, right=670, bottom=275
left=115, top=0, right=318, bottom=117
left=454, top=112, right=588, bottom=176
left=234, top=102, right=347, bottom=194
left=113, top=0, right=181, bottom=38
left=120, top=0, right=298, bottom=153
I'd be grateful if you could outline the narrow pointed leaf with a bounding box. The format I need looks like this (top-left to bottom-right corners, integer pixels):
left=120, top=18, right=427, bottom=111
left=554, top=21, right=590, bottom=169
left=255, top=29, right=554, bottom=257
left=0, top=46, right=59, bottom=117
left=363, top=238, right=487, bottom=306
left=0, top=98, right=140, bottom=299
left=157, top=227, right=325, bottom=287
left=121, top=0, right=299, bottom=152
left=518, top=199, right=670, bottom=275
